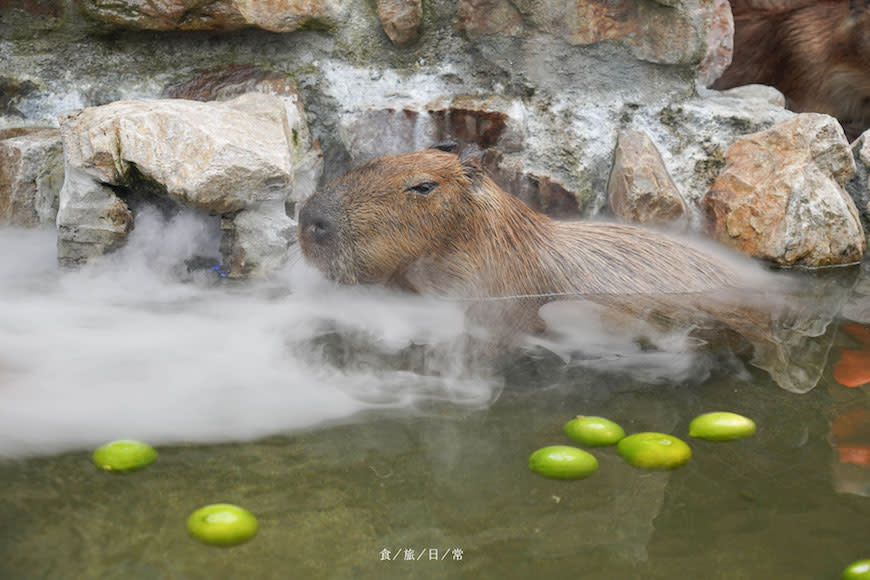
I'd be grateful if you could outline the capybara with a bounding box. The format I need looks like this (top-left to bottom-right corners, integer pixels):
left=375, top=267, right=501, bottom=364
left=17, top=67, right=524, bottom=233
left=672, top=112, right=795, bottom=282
left=299, top=145, right=739, bottom=299
left=713, top=0, right=870, bottom=140
left=298, top=144, right=819, bottom=393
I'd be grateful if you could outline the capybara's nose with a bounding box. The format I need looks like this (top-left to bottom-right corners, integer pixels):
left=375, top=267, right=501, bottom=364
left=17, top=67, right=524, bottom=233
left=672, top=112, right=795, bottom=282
left=298, top=203, right=334, bottom=245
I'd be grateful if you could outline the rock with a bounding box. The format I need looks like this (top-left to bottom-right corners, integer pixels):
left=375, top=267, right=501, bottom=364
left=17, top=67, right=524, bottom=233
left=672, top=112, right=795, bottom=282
left=0, top=0, right=63, bottom=18
left=0, top=127, right=63, bottom=227
left=845, top=130, right=870, bottom=239
left=703, top=114, right=865, bottom=267
left=643, top=86, right=793, bottom=222
left=220, top=201, right=297, bottom=278
left=59, top=94, right=292, bottom=213
left=456, top=0, right=717, bottom=65
left=0, top=76, right=38, bottom=117
left=606, top=130, right=687, bottom=226
left=376, top=0, right=422, bottom=46
left=696, top=0, right=733, bottom=87
left=56, top=169, right=134, bottom=266
left=163, top=65, right=324, bottom=207
left=713, top=84, right=786, bottom=108
left=57, top=94, right=314, bottom=276
left=79, top=0, right=340, bottom=32
left=455, top=0, right=524, bottom=36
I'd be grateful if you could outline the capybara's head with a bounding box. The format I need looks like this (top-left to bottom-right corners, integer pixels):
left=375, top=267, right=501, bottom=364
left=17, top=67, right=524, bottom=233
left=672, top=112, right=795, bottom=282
left=298, top=145, right=484, bottom=287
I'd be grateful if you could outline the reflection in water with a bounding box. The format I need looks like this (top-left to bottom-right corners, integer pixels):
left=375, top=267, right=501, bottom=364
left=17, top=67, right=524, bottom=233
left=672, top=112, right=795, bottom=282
left=829, top=322, right=870, bottom=497
left=1, top=214, right=870, bottom=578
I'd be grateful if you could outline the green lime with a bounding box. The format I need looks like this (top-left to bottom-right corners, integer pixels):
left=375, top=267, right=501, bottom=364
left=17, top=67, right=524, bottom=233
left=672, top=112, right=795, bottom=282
left=617, top=432, right=691, bottom=469
left=689, top=412, right=756, bottom=441
left=92, top=440, right=158, bottom=473
left=528, top=445, right=598, bottom=480
left=563, top=416, right=626, bottom=446
left=844, top=560, right=870, bottom=580
left=186, top=504, right=259, bottom=547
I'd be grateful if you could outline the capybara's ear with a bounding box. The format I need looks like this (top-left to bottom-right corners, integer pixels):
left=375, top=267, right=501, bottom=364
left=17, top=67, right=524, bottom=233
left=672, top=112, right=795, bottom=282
left=429, top=142, right=458, bottom=153
left=459, top=144, right=484, bottom=182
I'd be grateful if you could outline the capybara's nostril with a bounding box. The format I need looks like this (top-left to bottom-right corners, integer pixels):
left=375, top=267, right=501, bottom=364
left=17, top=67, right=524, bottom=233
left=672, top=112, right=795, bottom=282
left=310, top=218, right=331, bottom=241
left=299, top=205, right=335, bottom=245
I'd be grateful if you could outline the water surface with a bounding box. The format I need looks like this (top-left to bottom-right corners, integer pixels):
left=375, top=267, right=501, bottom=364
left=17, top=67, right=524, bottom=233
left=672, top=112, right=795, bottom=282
left=1, top=218, right=869, bottom=579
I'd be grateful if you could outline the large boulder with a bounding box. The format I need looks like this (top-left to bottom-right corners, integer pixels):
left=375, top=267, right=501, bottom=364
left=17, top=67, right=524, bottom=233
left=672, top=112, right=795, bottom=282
left=57, top=93, right=316, bottom=277
left=703, top=114, right=865, bottom=267
left=79, top=0, right=341, bottom=31
left=0, top=127, right=63, bottom=227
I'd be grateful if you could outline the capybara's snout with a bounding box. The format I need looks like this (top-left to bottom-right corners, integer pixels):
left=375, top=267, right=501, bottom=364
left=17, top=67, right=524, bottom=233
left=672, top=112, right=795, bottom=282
left=299, top=201, right=335, bottom=247
left=298, top=186, right=343, bottom=252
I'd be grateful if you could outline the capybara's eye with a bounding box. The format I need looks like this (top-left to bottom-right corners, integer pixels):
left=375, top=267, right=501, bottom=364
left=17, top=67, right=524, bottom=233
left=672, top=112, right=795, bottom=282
left=406, top=182, right=438, bottom=196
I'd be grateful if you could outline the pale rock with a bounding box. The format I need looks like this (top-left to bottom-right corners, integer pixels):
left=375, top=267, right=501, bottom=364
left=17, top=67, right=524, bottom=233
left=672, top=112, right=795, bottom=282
left=221, top=201, right=297, bottom=278
left=703, top=113, right=864, bottom=267
left=163, top=66, right=324, bottom=206
left=607, top=130, right=687, bottom=226
left=56, top=168, right=133, bottom=266
left=57, top=94, right=311, bottom=276
left=0, top=127, right=63, bottom=227
left=59, top=94, right=292, bottom=213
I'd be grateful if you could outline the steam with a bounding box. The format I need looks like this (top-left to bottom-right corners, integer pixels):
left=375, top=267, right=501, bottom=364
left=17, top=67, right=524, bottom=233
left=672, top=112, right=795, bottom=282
left=0, top=208, right=798, bottom=458
left=0, top=209, right=496, bottom=458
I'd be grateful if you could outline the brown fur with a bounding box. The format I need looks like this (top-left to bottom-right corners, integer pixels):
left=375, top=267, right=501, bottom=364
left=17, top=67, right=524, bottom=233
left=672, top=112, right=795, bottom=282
left=298, top=146, right=827, bottom=392
left=713, top=0, right=870, bottom=140
left=299, top=148, right=739, bottom=300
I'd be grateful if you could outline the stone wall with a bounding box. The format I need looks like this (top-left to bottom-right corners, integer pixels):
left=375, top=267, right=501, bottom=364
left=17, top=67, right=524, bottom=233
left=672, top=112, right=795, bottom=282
left=1, top=0, right=867, bottom=274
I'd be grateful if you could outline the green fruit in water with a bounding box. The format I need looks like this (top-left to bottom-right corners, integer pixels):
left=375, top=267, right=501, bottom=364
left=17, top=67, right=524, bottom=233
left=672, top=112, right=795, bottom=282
left=528, top=445, right=599, bottom=480
left=689, top=412, right=756, bottom=441
left=563, top=416, right=626, bottom=446
left=186, top=504, right=259, bottom=547
left=843, top=560, right=870, bottom=580
left=618, top=432, right=691, bottom=469
left=92, top=440, right=158, bottom=473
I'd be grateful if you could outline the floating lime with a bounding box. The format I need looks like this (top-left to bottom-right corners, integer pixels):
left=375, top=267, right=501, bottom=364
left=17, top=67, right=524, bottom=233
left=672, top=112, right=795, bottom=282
left=618, top=432, right=691, bottom=469
left=186, top=504, right=259, bottom=547
left=528, top=445, right=598, bottom=480
left=689, top=412, right=756, bottom=441
left=563, top=416, right=626, bottom=446
left=844, top=560, right=870, bottom=580
left=92, top=440, right=158, bottom=473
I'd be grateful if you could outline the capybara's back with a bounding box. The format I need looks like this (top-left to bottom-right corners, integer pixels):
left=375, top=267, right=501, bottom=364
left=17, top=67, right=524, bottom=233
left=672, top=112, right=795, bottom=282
left=714, top=0, right=870, bottom=139
left=298, top=146, right=742, bottom=300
